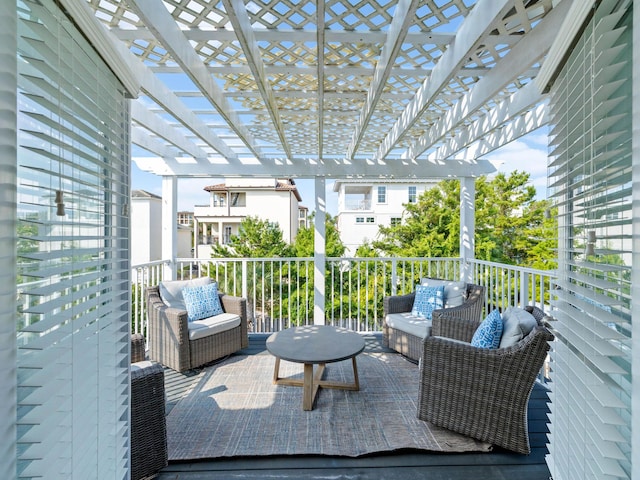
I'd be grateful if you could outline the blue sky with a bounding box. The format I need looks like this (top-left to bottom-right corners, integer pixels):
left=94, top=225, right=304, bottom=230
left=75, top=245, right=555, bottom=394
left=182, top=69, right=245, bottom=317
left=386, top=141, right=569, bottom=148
left=132, top=127, right=549, bottom=215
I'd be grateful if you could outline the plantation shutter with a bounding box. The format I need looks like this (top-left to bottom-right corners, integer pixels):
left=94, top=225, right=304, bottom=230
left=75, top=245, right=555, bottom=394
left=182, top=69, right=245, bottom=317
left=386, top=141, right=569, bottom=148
left=547, top=1, right=632, bottom=478
left=16, top=1, right=130, bottom=479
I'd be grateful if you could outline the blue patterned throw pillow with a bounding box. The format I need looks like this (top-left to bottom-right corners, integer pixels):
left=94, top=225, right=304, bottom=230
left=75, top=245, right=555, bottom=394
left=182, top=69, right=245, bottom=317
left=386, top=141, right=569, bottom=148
left=471, top=309, right=503, bottom=349
left=182, top=282, right=224, bottom=322
left=411, top=285, right=445, bottom=319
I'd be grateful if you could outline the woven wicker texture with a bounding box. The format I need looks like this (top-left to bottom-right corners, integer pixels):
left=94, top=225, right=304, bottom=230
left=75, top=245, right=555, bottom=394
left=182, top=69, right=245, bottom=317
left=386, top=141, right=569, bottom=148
left=417, top=306, right=554, bottom=454
left=146, top=285, right=249, bottom=372
left=382, top=283, right=485, bottom=361
left=131, top=361, right=167, bottom=480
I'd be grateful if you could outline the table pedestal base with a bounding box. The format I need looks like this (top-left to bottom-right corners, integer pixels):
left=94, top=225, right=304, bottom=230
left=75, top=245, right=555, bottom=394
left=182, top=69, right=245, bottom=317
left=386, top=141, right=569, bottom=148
left=272, top=357, right=360, bottom=410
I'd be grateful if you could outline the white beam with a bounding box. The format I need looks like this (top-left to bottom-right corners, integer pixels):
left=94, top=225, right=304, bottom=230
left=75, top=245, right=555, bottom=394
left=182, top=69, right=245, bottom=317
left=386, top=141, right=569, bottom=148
left=162, top=176, right=178, bottom=280
left=455, top=103, right=548, bottom=161
left=127, top=0, right=263, bottom=158
left=131, top=126, right=180, bottom=158
left=373, top=0, right=511, bottom=162
left=313, top=177, right=326, bottom=325
left=425, top=81, right=545, bottom=160
left=346, top=0, right=420, bottom=159
left=221, top=0, right=292, bottom=158
left=132, top=156, right=496, bottom=178
left=131, top=102, right=209, bottom=159
left=317, top=0, right=325, bottom=159
left=460, top=178, right=475, bottom=284
left=407, top=0, right=570, bottom=160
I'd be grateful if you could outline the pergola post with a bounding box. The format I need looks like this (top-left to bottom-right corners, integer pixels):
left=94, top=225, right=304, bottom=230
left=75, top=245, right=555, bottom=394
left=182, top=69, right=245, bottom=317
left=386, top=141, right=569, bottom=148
left=313, top=177, right=326, bottom=325
left=162, top=175, right=178, bottom=280
left=460, top=177, right=475, bottom=284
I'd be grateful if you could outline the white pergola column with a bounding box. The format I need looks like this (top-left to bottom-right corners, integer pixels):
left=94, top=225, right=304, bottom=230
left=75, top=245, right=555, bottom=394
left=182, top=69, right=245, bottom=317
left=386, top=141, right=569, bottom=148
left=0, top=6, right=17, bottom=479
left=162, top=175, right=178, bottom=280
left=313, top=177, right=326, bottom=325
left=459, top=177, right=475, bottom=283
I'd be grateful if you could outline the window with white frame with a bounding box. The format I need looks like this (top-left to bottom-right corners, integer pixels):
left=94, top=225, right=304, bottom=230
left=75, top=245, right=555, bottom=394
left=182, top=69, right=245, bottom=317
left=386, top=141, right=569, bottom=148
left=391, top=217, right=401, bottom=226
left=377, top=186, right=386, bottom=203
left=408, top=186, right=417, bottom=203
left=366, top=217, right=375, bottom=223
left=355, top=217, right=364, bottom=223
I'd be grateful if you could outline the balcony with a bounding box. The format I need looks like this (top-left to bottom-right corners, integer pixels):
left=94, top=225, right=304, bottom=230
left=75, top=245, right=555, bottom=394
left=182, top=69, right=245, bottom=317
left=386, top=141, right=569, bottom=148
left=131, top=256, right=554, bottom=479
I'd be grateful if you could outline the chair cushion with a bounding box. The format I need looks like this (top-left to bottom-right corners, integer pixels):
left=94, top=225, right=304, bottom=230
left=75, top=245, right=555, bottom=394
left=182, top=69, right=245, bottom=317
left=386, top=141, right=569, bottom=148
left=471, top=309, right=503, bottom=349
left=188, top=313, right=241, bottom=340
left=183, top=282, right=224, bottom=322
left=420, top=278, right=466, bottom=308
left=411, top=285, right=444, bottom=319
left=499, top=307, right=538, bottom=348
left=159, top=276, right=211, bottom=310
left=385, top=312, right=432, bottom=339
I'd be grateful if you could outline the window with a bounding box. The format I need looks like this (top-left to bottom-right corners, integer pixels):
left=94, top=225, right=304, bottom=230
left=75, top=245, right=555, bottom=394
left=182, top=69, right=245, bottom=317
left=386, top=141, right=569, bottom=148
left=214, top=193, right=226, bottom=207
left=377, top=186, right=386, bottom=203
left=366, top=217, right=375, bottom=223
left=391, top=217, right=401, bottom=226
left=356, top=217, right=364, bottom=223
left=230, top=192, right=246, bottom=207
left=223, top=226, right=232, bottom=244
left=408, top=186, right=417, bottom=203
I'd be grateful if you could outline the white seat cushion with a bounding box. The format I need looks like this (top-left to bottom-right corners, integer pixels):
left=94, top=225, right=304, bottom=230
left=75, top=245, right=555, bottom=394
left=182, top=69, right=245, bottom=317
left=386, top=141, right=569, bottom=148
left=159, top=276, right=211, bottom=310
left=188, top=312, right=241, bottom=341
left=385, top=312, right=432, bottom=339
left=420, top=278, right=466, bottom=308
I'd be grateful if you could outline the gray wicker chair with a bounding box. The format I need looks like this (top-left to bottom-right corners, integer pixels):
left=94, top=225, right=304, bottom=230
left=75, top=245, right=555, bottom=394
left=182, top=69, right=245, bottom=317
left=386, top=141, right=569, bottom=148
left=146, top=285, right=249, bottom=372
left=130, top=333, right=167, bottom=480
left=382, top=282, right=485, bottom=362
left=417, top=306, right=554, bottom=454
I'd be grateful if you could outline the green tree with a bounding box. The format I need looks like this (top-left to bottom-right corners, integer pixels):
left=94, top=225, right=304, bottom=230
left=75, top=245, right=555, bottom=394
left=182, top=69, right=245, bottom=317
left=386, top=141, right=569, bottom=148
left=370, top=171, right=557, bottom=269
left=211, top=215, right=292, bottom=258
left=292, top=213, right=346, bottom=258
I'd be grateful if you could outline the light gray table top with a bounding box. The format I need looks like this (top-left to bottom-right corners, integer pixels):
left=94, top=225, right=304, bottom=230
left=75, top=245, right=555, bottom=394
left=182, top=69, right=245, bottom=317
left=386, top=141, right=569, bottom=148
left=266, top=325, right=365, bottom=364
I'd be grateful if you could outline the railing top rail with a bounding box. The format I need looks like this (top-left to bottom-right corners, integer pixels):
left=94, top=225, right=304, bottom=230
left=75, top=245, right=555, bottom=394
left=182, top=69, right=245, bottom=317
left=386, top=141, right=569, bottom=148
left=467, top=259, right=557, bottom=277
left=131, top=259, right=167, bottom=269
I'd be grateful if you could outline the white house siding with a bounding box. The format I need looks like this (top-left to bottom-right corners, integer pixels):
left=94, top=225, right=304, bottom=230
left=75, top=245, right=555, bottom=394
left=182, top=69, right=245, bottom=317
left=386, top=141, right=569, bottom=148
left=131, top=194, right=162, bottom=266
left=335, top=180, right=436, bottom=255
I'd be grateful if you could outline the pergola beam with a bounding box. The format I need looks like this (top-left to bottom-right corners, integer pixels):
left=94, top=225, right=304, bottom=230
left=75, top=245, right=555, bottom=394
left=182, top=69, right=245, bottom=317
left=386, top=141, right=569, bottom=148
left=425, top=81, right=545, bottom=160
left=346, top=0, right=420, bottom=160
left=127, top=0, right=263, bottom=159
left=373, top=0, right=512, bottom=162
left=133, top=156, right=496, bottom=178
left=221, top=0, right=292, bottom=158
left=407, top=0, right=569, bottom=160
left=317, top=0, right=325, bottom=159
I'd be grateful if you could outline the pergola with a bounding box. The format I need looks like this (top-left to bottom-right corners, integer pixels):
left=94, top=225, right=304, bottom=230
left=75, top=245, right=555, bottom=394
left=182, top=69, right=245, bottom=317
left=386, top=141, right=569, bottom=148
left=67, top=0, right=575, bottom=320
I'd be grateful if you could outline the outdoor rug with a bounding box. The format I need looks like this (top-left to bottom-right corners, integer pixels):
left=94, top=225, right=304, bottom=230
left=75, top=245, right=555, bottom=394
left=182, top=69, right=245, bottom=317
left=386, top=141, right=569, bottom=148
left=166, top=351, right=492, bottom=459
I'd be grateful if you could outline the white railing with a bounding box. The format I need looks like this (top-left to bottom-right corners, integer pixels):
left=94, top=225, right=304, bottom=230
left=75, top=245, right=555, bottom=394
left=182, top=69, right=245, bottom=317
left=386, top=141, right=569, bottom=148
left=130, top=257, right=557, bottom=339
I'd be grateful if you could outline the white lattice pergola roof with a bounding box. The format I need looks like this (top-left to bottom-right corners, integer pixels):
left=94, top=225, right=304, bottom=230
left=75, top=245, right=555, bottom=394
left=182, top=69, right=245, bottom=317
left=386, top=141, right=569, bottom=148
left=78, top=0, right=570, bottom=179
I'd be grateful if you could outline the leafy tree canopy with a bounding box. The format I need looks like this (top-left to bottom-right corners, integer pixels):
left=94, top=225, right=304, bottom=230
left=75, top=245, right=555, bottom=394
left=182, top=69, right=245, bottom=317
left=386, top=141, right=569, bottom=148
left=293, top=213, right=346, bottom=258
left=211, top=215, right=292, bottom=258
left=369, top=171, right=557, bottom=268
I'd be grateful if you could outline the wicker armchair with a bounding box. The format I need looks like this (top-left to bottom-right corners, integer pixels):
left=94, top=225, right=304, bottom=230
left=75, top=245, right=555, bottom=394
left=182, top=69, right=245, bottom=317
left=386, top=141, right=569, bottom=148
left=146, top=285, right=249, bottom=372
left=130, top=333, right=167, bottom=480
left=382, top=282, right=485, bottom=362
left=417, top=306, right=554, bottom=454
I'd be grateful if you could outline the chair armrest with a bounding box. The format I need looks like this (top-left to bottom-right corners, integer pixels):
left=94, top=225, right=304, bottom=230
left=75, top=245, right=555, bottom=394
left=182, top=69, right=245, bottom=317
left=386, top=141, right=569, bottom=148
left=431, top=312, right=479, bottom=342
left=383, top=292, right=415, bottom=315
left=220, top=294, right=249, bottom=348
left=131, top=333, right=146, bottom=363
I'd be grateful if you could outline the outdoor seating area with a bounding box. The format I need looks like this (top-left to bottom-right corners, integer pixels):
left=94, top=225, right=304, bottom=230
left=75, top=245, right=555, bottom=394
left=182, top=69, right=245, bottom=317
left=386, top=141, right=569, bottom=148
left=146, top=278, right=249, bottom=372
left=382, top=278, right=485, bottom=362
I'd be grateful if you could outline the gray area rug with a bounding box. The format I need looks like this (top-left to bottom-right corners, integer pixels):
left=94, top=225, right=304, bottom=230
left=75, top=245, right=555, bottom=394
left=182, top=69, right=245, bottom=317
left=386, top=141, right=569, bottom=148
left=166, top=352, right=492, bottom=459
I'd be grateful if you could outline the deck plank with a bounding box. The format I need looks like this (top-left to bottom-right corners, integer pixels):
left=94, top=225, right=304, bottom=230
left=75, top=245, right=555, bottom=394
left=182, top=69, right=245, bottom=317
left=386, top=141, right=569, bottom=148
left=157, top=333, right=551, bottom=479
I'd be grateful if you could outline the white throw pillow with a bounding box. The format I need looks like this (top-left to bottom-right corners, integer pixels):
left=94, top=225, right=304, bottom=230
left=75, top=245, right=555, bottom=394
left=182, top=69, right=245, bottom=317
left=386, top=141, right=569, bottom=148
left=420, top=278, right=466, bottom=308
left=499, top=307, right=538, bottom=348
left=159, top=276, right=211, bottom=311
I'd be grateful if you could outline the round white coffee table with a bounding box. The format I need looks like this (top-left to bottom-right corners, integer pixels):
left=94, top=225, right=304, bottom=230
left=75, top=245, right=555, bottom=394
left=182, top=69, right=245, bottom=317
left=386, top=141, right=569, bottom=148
left=266, top=325, right=366, bottom=410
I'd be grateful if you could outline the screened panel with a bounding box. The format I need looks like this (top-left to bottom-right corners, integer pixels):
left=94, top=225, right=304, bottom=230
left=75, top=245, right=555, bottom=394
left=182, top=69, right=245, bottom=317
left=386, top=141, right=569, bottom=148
left=547, top=1, right=632, bottom=478
left=16, top=0, right=130, bottom=479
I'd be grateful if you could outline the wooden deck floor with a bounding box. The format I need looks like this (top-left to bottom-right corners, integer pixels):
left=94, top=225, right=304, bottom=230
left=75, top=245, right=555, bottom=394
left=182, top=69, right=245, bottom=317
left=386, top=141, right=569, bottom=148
left=157, top=334, right=551, bottom=480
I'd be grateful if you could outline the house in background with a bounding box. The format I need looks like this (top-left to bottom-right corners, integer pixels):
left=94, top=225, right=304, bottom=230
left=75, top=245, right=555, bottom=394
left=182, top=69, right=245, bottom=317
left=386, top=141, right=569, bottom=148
left=131, top=190, right=191, bottom=266
left=177, top=211, right=194, bottom=227
left=193, top=178, right=305, bottom=258
left=334, top=179, right=437, bottom=255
